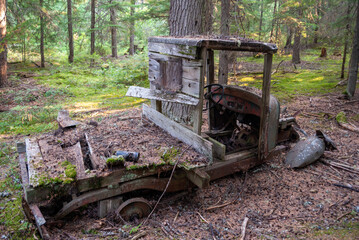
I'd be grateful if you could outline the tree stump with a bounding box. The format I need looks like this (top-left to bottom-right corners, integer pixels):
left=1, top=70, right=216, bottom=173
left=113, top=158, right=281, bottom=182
left=320, top=47, right=327, bottom=58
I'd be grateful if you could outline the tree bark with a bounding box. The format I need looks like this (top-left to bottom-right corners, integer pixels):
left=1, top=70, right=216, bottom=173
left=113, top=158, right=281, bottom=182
left=67, top=0, right=74, bottom=63
left=341, top=2, right=351, bottom=79
left=269, top=0, right=277, bottom=42
left=203, top=0, right=213, bottom=35
left=346, top=0, right=359, bottom=99
left=0, top=0, right=6, bottom=87
left=40, top=0, right=45, bottom=68
left=90, top=0, right=96, bottom=66
left=110, top=0, right=117, bottom=58
left=292, top=25, right=301, bottom=64
left=129, top=0, right=135, bottom=55
left=218, top=0, right=230, bottom=85
left=165, top=0, right=204, bottom=126
left=169, top=0, right=203, bottom=36
left=258, top=0, right=264, bottom=41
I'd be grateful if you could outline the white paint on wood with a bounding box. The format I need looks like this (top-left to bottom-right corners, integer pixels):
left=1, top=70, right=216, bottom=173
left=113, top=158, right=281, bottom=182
left=142, top=104, right=213, bottom=162
left=126, top=86, right=199, bottom=106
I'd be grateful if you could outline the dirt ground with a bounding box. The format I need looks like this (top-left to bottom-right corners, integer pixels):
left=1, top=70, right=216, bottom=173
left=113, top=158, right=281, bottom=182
left=41, top=91, right=359, bottom=240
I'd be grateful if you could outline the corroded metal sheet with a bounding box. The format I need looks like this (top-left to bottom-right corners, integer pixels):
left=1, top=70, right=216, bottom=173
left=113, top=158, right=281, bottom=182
left=285, top=136, right=325, bottom=168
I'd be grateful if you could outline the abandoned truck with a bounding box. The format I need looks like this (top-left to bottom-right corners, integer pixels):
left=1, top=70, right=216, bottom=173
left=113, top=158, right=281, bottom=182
left=19, top=36, right=299, bottom=239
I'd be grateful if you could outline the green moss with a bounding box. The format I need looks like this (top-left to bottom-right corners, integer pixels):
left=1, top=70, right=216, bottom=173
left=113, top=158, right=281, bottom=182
left=160, top=146, right=180, bottom=164
left=106, top=155, right=125, bottom=167
left=336, top=111, right=347, bottom=123
left=62, top=160, right=77, bottom=179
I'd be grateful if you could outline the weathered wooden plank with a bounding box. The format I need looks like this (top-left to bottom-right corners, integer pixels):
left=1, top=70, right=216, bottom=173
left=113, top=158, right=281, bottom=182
left=148, top=37, right=278, bottom=53
left=38, top=139, right=67, bottom=181
left=148, top=42, right=199, bottom=59
left=207, top=49, right=215, bottom=131
left=126, top=86, right=199, bottom=106
left=143, top=104, right=213, bottom=162
left=63, top=142, right=86, bottom=179
left=57, top=110, right=79, bottom=129
left=98, top=196, right=123, bottom=218
left=183, top=66, right=201, bottom=81
left=85, top=133, right=104, bottom=170
left=56, top=176, right=192, bottom=219
left=258, top=53, right=273, bottom=160
left=29, top=204, right=50, bottom=240
left=182, top=79, right=200, bottom=98
left=18, top=152, right=29, bottom=190
left=182, top=58, right=203, bottom=67
left=185, top=168, right=210, bottom=188
left=25, top=138, right=48, bottom=187
left=192, top=48, right=206, bottom=135
left=207, top=137, right=226, bottom=160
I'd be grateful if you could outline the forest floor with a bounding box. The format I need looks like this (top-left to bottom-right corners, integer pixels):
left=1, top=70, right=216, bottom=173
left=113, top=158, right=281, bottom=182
left=1, top=50, right=359, bottom=239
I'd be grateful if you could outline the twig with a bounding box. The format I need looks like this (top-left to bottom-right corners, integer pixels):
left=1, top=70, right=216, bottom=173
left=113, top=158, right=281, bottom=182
left=321, top=159, right=359, bottom=175
left=197, top=211, right=209, bottom=224
left=160, top=225, right=174, bottom=239
left=333, top=183, right=359, bottom=192
left=336, top=211, right=352, bottom=221
left=240, top=217, right=249, bottom=240
left=130, top=231, right=147, bottom=240
left=206, top=201, right=233, bottom=211
left=205, top=172, right=247, bottom=211
left=271, top=60, right=284, bottom=75
left=141, top=145, right=192, bottom=226
left=173, top=211, right=179, bottom=223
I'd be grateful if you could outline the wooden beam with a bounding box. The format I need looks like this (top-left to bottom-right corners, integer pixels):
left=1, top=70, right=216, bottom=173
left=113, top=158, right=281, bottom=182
left=57, top=110, right=79, bottom=129
left=206, top=49, right=215, bottom=131
left=126, top=86, right=199, bottom=106
left=258, top=53, right=273, bottom=160
left=25, top=138, right=48, bottom=187
left=142, top=104, right=213, bottom=162
left=192, top=48, right=207, bottom=134
left=63, top=142, right=86, bottom=179
left=148, top=42, right=199, bottom=59
left=85, top=133, right=104, bottom=170
left=185, top=168, right=210, bottom=188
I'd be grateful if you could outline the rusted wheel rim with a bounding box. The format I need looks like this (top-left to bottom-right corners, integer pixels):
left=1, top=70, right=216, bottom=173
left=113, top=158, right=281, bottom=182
left=116, top=197, right=152, bottom=221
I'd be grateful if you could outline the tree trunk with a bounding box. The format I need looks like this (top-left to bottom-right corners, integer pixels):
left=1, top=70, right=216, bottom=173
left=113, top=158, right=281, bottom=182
left=203, top=0, right=213, bottom=35
left=269, top=0, right=277, bottom=42
left=90, top=0, right=96, bottom=66
left=165, top=0, right=204, bottom=126
left=129, top=0, right=135, bottom=55
left=0, top=0, right=6, bottom=87
left=218, top=0, right=230, bottom=85
left=169, top=0, right=203, bottom=36
left=292, top=25, right=301, bottom=64
left=346, top=0, right=359, bottom=99
left=258, top=0, right=264, bottom=41
left=40, top=0, right=45, bottom=68
left=284, top=26, right=293, bottom=54
left=110, top=0, right=117, bottom=58
left=341, top=3, right=351, bottom=79
left=67, top=0, right=74, bottom=63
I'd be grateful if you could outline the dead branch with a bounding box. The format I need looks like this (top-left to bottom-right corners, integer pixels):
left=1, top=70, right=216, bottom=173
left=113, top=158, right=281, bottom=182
left=320, top=159, right=359, bottom=175
left=271, top=60, right=284, bottom=75
left=336, top=211, right=352, bottom=221
left=333, top=183, right=359, bottom=192
left=240, top=217, right=249, bottom=240
left=130, top=231, right=147, bottom=240
left=141, top=145, right=191, bottom=226
left=337, top=121, right=359, bottom=133
left=205, top=201, right=233, bottom=211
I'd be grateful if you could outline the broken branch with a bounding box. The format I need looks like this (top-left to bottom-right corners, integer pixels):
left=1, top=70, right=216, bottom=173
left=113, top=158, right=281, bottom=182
left=240, top=217, right=249, bottom=240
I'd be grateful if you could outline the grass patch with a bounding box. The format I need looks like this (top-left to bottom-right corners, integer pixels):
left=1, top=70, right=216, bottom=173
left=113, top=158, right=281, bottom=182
left=307, top=221, right=359, bottom=240
left=0, top=142, right=37, bottom=239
